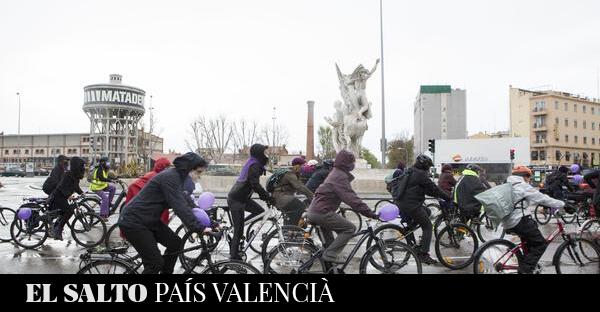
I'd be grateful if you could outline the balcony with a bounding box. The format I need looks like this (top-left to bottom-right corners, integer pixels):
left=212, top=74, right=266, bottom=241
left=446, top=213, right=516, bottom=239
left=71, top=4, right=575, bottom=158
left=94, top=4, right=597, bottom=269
left=532, top=107, right=547, bottom=115
left=531, top=140, right=547, bottom=147
left=532, top=123, right=548, bottom=131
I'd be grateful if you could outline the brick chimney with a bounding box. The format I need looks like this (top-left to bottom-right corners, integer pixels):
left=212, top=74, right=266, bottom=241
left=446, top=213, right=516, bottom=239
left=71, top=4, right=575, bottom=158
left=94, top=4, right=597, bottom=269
left=306, top=100, right=315, bottom=159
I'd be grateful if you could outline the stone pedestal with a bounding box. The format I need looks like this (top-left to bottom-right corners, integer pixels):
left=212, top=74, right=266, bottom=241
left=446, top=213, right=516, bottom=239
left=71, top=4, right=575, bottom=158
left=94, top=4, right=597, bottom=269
left=355, top=158, right=370, bottom=169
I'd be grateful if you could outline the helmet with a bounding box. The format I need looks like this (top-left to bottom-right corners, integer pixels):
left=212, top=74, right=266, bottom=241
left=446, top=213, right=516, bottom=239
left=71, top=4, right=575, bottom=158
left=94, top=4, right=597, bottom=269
left=323, top=159, right=334, bottom=168
left=414, top=154, right=434, bottom=170
left=465, top=164, right=483, bottom=173
left=307, top=160, right=318, bottom=167
left=512, top=166, right=532, bottom=177
left=99, top=157, right=109, bottom=163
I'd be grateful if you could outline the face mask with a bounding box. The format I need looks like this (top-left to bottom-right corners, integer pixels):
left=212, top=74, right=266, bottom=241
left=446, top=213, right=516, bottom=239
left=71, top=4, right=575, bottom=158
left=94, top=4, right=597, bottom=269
left=348, top=163, right=355, bottom=172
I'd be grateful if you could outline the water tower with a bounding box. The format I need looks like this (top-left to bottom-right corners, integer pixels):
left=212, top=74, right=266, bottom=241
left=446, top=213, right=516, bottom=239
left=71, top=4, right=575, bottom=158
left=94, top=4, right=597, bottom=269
left=83, top=74, right=145, bottom=166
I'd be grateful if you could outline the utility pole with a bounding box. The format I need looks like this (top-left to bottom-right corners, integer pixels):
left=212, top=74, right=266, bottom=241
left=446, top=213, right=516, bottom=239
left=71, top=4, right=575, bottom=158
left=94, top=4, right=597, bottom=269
left=272, top=106, right=276, bottom=167
left=17, top=92, right=21, bottom=166
left=379, top=0, right=387, bottom=167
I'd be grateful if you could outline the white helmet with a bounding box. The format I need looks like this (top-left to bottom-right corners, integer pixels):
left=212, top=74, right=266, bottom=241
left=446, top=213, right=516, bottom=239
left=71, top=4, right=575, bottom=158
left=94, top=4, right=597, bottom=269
left=307, top=160, right=318, bottom=167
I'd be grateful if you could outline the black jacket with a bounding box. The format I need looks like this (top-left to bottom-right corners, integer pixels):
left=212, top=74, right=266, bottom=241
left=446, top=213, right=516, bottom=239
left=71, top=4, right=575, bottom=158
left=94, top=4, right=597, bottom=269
left=547, top=171, right=574, bottom=198
left=454, top=174, right=487, bottom=216
left=305, top=165, right=332, bottom=193
left=228, top=144, right=270, bottom=202
left=43, top=155, right=68, bottom=195
left=396, top=167, right=451, bottom=213
left=118, top=152, right=204, bottom=231
left=48, top=157, right=85, bottom=211
left=584, top=170, right=600, bottom=209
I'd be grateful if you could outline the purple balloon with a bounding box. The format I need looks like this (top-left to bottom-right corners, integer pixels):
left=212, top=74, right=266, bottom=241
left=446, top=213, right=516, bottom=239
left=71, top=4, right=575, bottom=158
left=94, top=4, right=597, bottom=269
left=192, top=208, right=211, bottom=227
left=379, top=204, right=399, bottom=222
left=197, top=192, right=215, bottom=210
left=17, top=207, right=32, bottom=220
left=570, top=164, right=580, bottom=174
left=573, top=174, right=584, bottom=185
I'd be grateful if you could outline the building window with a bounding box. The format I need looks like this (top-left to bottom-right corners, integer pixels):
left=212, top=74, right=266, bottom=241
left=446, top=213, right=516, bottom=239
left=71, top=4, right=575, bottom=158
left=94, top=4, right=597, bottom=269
left=556, top=150, right=562, bottom=160
left=574, top=120, right=578, bottom=128
left=594, top=122, right=596, bottom=131
left=565, top=135, right=569, bottom=142
left=555, top=117, right=559, bottom=125
left=555, top=101, right=559, bottom=110
left=584, top=121, right=587, bottom=129
left=583, top=105, right=587, bottom=113
left=565, top=151, right=571, bottom=161
left=540, top=151, right=546, bottom=161
left=584, top=137, right=588, bottom=145
left=24, top=149, right=29, bottom=155
left=574, top=104, right=577, bottom=112
left=593, top=138, right=596, bottom=145
left=575, top=136, right=578, bottom=143
left=13, top=149, right=18, bottom=154
left=564, top=103, right=568, bottom=111
left=531, top=151, right=539, bottom=160
left=565, top=119, right=568, bottom=127
left=593, top=107, right=596, bottom=115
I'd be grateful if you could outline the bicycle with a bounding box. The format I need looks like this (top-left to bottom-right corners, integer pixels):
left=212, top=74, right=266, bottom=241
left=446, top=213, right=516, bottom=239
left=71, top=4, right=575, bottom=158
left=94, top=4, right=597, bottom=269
left=0, top=206, right=16, bottom=242
left=263, top=217, right=422, bottom=274
left=10, top=196, right=107, bottom=249
left=534, top=191, right=586, bottom=225
left=473, top=209, right=600, bottom=274
left=81, top=179, right=128, bottom=218
left=78, top=229, right=261, bottom=274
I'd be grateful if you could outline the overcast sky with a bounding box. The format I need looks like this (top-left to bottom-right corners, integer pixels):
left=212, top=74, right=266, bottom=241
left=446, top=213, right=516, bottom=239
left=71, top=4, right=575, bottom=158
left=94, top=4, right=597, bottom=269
left=1, top=0, right=599, bottom=160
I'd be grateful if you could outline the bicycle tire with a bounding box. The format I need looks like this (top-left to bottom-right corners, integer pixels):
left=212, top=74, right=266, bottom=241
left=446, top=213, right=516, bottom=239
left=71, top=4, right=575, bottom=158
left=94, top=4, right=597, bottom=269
left=472, top=239, right=522, bottom=274
left=245, top=217, right=279, bottom=254
left=338, top=208, right=363, bottom=233
left=263, top=242, right=326, bottom=274
left=0, top=207, right=16, bottom=242
left=10, top=218, right=49, bottom=249
left=365, top=223, right=408, bottom=249
left=578, top=218, right=600, bottom=244
left=553, top=237, right=600, bottom=274
left=435, top=223, right=479, bottom=270
left=475, top=214, right=505, bottom=243
left=199, top=259, right=261, bottom=274
left=77, top=258, right=138, bottom=274
left=534, top=205, right=552, bottom=225
left=359, top=240, right=422, bottom=274
left=70, top=212, right=107, bottom=248
left=260, top=225, right=312, bottom=262
left=104, top=223, right=130, bottom=249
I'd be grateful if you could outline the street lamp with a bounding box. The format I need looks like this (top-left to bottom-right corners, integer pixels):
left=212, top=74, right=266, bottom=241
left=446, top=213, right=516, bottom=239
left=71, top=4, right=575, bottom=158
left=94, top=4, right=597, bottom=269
left=16, top=92, right=21, bottom=166
left=379, top=0, right=387, bottom=167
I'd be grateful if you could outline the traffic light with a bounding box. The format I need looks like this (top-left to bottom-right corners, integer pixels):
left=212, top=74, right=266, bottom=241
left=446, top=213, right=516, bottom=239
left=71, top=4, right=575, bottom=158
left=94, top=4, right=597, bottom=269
left=428, top=139, right=436, bottom=154
left=510, top=148, right=516, bottom=161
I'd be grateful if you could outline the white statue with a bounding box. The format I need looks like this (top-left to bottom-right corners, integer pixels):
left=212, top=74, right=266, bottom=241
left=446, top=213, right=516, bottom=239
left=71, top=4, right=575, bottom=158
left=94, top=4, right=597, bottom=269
left=326, top=59, right=379, bottom=158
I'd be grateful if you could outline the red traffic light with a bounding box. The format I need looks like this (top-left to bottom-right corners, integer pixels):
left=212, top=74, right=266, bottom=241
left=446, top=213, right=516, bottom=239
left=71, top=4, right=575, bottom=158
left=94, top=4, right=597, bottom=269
left=510, top=148, right=516, bottom=152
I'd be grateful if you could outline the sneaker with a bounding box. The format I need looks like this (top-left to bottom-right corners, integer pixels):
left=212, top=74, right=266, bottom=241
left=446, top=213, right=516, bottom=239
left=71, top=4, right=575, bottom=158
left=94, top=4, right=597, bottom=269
left=418, top=252, right=438, bottom=265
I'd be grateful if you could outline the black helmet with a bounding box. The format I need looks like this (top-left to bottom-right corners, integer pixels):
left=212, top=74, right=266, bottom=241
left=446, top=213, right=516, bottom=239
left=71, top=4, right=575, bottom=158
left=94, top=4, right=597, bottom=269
left=466, top=164, right=483, bottom=173
left=99, top=157, right=109, bottom=163
left=414, top=154, right=434, bottom=170
left=323, top=159, right=334, bottom=168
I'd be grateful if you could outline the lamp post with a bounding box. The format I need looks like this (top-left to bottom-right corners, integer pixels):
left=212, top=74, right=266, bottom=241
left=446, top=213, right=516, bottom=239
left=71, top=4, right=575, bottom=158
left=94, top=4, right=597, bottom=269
left=17, top=92, right=21, bottom=166
left=379, top=0, right=387, bottom=167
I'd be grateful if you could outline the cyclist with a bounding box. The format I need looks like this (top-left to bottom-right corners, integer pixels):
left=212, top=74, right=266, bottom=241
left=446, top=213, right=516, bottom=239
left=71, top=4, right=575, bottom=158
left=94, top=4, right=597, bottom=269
left=305, top=159, right=334, bottom=193
left=272, top=157, right=314, bottom=226
left=504, top=166, right=573, bottom=274
left=584, top=169, right=600, bottom=217
left=118, top=152, right=208, bottom=274
left=125, top=157, right=172, bottom=224
left=437, top=164, right=456, bottom=212
left=90, top=157, right=116, bottom=220
left=454, top=164, right=487, bottom=223
left=396, top=154, right=452, bottom=265
left=306, top=150, right=379, bottom=264
left=227, top=143, right=273, bottom=260
left=42, top=155, right=69, bottom=195
left=545, top=166, right=573, bottom=200
left=47, top=157, right=86, bottom=240
left=299, top=159, right=318, bottom=184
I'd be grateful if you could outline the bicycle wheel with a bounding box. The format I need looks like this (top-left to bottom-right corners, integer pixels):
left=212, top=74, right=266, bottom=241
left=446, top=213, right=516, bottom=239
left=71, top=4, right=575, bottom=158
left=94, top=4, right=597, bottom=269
left=553, top=238, right=600, bottom=274
left=476, top=214, right=505, bottom=243
left=263, top=242, right=325, bottom=274
left=70, top=212, right=107, bottom=248
left=578, top=218, right=600, bottom=246
left=200, top=259, right=261, bottom=274
left=534, top=205, right=552, bottom=225
left=560, top=209, right=577, bottom=224
left=425, top=202, right=441, bottom=221
left=365, top=223, right=410, bottom=249
left=360, top=240, right=422, bottom=274
left=10, top=218, right=48, bottom=249
left=338, top=208, right=363, bottom=233
left=246, top=217, right=279, bottom=254
left=0, top=207, right=16, bottom=242
left=260, top=225, right=309, bottom=263
left=473, top=239, right=522, bottom=274
left=104, top=223, right=130, bottom=249
left=179, top=230, right=229, bottom=273
left=79, top=197, right=101, bottom=215
left=77, top=259, right=137, bottom=274
left=435, top=223, right=479, bottom=270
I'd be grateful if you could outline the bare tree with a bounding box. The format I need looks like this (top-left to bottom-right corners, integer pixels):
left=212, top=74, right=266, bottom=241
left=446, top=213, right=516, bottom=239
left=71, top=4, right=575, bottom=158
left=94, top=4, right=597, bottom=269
left=260, top=123, right=289, bottom=166
left=231, top=119, right=260, bottom=163
left=185, top=115, right=234, bottom=164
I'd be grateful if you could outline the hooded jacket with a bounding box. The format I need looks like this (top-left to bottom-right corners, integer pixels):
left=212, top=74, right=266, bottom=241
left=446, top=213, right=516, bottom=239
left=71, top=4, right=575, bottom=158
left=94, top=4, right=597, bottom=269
left=546, top=171, right=573, bottom=198
left=228, top=144, right=270, bottom=202
left=305, top=161, right=334, bottom=193
left=396, top=165, right=452, bottom=213
left=308, top=150, right=377, bottom=218
left=502, top=175, right=565, bottom=229
left=43, top=155, right=69, bottom=195
left=119, top=152, right=206, bottom=231
left=272, top=171, right=314, bottom=207
left=437, top=164, right=456, bottom=196
left=125, top=157, right=171, bottom=205
left=453, top=169, right=487, bottom=217
left=48, top=157, right=85, bottom=211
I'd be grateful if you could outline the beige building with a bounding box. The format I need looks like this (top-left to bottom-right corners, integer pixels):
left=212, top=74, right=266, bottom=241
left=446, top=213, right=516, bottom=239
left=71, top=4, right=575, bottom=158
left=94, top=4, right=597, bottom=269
left=469, top=131, right=511, bottom=139
left=512, top=89, right=600, bottom=167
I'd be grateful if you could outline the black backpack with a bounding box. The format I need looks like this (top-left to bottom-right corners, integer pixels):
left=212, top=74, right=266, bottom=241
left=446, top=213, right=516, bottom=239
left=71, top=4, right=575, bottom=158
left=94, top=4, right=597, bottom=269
left=544, top=172, right=557, bottom=187
left=390, top=170, right=413, bottom=200
left=266, top=169, right=291, bottom=193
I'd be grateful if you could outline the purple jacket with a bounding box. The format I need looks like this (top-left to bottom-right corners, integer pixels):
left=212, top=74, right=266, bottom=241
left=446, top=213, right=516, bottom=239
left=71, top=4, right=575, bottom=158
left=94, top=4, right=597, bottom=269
left=308, top=150, right=377, bottom=219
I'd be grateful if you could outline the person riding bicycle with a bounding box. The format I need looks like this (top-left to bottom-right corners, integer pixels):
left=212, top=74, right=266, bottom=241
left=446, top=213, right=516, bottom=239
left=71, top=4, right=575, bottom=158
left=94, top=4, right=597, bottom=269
left=125, top=157, right=172, bottom=224
left=306, top=150, right=379, bottom=264
left=42, top=155, right=69, bottom=195
left=584, top=169, right=600, bottom=217
left=90, top=157, right=117, bottom=220
left=504, top=166, right=574, bottom=274
left=395, top=154, right=452, bottom=265
left=305, top=159, right=334, bottom=193
left=272, top=157, right=314, bottom=226
left=437, top=163, right=456, bottom=213
left=118, top=152, right=208, bottom=274
left=545, top=165, right=574, bottom=200
left=227, top=143, right=273, bottom=260
left=454, top=164, right=488, bottom=224
left=299, top=159, right=318, bottom=184
left=47, top=157, right=86, bottom=240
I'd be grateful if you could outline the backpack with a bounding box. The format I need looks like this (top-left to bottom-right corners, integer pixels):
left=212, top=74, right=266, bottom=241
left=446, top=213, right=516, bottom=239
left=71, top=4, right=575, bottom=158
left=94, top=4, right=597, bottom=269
left=474, top=182, right=515, bottom=229
left=390, top=170, right=412, bottom=200
left=544, top=172, right=557, bottom=187
left=266, top=168, right=291, bottom=193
